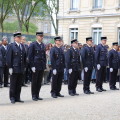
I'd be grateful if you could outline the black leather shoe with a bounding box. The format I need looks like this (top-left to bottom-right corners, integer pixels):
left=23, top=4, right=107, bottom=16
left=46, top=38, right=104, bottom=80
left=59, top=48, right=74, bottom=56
left=115, top=87, right=119, bottom=90
left=0, top=84, right=2, bottom=88
left=74, top=93, right=79, bottom=96
left=110, top=88, right=116, bottom=90
left=11, top=99, right=15, bottom=104
left=84, top=90, right=91, bottom=94
left=51, top=93, right=57, bottom=98
left=69, top=93, right=75, bottom=96
left=96, top=88, right=102, bottom=92
left=32, top=97, right=38, bottom=101
left=22, top=84, right=28, bottom=87
left=37, top=97, right=43, bottom=100
left=57, top=93, right=64, bottom=97
left=4, top=84, right=10, bottom=87
left=16, top=100, right=24, bottom=103
left=101, top=88, right=106, bottom=91
left=89, top=91, right=94, bottom=94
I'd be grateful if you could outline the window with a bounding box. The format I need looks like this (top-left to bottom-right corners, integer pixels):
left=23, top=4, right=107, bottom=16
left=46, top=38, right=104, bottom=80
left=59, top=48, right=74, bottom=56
left=93, top=0, right=102, bottom=9
left=92, top=28, right=102, bottom=45
left=44, top=24, right=48, bottom=33
left=70, top=28, right=78, bottom=40
left=118, top=28, right=120, bottom=44
left=70, top=0, right=78, bottom=10
left=119, top=0, right=120, bottom=7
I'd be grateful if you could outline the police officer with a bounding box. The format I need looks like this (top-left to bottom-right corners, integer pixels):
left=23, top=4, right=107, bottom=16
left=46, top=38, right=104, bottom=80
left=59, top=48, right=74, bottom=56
left=108, top=42, right=119, bottom=90
left=21, top=36, right=28, bottom=87
left=95, top=37, right=108, bottom=92
left=6, top=32, right=26, bottom=104
left=50, top=37, right=65, bottom=98
left=28, top=32, right=46, bottom=101
left=81, top=37, right=94, bottom=94
left=66, top=39, right=81, bottom=96
left=1, top=36, right=9, bottom=87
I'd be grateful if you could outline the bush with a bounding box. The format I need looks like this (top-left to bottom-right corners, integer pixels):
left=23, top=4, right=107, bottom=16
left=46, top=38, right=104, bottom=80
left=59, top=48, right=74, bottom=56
left=3, top=21, right=38, bottom=34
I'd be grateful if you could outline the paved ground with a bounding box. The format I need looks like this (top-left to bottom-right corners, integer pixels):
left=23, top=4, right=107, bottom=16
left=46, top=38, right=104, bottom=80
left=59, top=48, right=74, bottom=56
left=0, top=82, right=120, bottom=120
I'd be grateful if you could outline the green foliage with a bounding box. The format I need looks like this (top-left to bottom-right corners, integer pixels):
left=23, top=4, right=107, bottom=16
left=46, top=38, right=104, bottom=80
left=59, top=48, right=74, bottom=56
left=3, top=21, right=38, bottom=34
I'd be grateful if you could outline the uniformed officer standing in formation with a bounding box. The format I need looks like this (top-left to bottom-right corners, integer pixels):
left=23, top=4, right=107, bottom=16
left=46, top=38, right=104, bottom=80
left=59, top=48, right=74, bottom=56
left=108, top=42, right=119, bottom=90
left=50, top=37, right=65, bottom=98
left=28, top=32, right=46, bottom=101
left=95, top=37, right=108, bottom=92
left=81, top=37, right=94, bottom=94
left=66, top=39, right=81, bottom=96
left=6, top=32, right=26, bottom=104
left=1, top=37, right=9, bottom=87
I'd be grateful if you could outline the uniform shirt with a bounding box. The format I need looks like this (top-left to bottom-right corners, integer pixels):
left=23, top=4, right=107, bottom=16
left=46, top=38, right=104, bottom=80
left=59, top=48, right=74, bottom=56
left=108, top=49, right=119, bottom=69
left=50, top=46, right=65, bottom=72
left=66, top=47, right=81, bottom=71
left=28, top=41, right=46, bottom=70
left=81, top=45, right=95, bottom=70
left=95, top=44, right=108, bottom=67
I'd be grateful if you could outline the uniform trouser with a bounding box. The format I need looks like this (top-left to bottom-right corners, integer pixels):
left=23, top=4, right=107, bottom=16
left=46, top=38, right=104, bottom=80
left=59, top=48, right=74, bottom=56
left=109, top=69, right=118, bottom=89
left=83, top=70, right=92, bottom=91
left=0, top=67, right=3, bottom=85
left=51, top=71, right=63, bottom=95
left=96, top=66, right=106, bottom=89
left=3, top=66, right=9, bottom=85
left=31, top=70, right=44, bottom=98
left=10, top=73, right=23, bottom=101
left=68, top=71, right=79, bottom=93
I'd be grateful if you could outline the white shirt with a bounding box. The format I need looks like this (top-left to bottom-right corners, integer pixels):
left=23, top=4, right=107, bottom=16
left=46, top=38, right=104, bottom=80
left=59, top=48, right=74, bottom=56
left=113, top=48, right=116, bottom=51
left=15, top=41, right=20, bottom=47
left=37, top=40, right=41, bottom=45
left=2, top=45, right=7, bottom=50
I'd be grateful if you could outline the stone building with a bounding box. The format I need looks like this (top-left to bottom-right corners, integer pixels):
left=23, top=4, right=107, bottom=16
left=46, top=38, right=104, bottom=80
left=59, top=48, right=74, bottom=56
left=58, top=0, right=120, bottom=46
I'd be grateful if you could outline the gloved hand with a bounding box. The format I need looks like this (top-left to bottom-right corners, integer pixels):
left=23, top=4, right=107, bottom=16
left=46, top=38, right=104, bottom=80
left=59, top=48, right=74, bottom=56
left=69, top=69, right=72, bottom=74
left=31, top=67, right=36, bottom=73
left=9, top=68, right=13, bottom=75
left=84, top=67, right=88, bottom=72
left=110, top=68, right=113, bottom=72
left=53, top=69, right=57, bottom=75
left=97, top=64, right=101, bottom=70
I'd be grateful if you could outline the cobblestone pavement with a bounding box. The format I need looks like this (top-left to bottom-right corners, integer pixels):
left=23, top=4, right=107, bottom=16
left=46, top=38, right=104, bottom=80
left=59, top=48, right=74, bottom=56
left=0, top=82, right=120, bottom=120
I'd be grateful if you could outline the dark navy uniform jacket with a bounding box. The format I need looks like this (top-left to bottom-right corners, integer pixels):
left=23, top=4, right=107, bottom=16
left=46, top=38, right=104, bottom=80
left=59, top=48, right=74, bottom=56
left=95, top=44, right=108, bottom=66
left=6, top=42, right=26, bottom=73
left=108, top=49, right=119, bottom=69
left=50, top=46, right=65, bottom=72
left=1, top=45, right=8, bottom=66
left=66, top=47, right=81, bottom=71
left=28, top=41, right=46, bottom=70
left=81, top=45, right=95, bottom=70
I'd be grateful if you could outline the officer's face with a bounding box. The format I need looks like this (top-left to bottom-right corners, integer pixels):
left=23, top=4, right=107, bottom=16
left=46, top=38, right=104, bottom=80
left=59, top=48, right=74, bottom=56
left=55, top=40, right=62, bottom=46
left=14, top=36, right=22, bottom=43
left=113, top=45, right=118, bottom=50
left=2, top=39, right=8, bottom=45
left=72, top=42, right=78, bottom=48
left=87, top=40, right=93, bottom=46
left=101, top=40, right=107, bottom=45
left=36, top=35, right=43, bottom=42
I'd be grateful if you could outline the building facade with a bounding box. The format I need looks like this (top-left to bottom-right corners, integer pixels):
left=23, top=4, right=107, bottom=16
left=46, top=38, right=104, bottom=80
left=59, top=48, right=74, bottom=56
left=58, top=0, right=120, bottom=46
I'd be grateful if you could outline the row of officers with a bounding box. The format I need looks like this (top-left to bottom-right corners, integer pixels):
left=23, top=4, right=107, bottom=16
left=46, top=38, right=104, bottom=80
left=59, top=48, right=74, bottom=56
left=0, top=32, right=119, bottom=104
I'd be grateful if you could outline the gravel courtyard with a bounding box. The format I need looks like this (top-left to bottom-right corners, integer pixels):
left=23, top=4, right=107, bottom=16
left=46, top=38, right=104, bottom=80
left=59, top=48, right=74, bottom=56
left=0, top=82, right=120, bottom=120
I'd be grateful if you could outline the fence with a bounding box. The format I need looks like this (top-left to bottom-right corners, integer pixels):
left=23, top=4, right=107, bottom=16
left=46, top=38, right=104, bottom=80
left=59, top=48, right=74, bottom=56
left=0, top=32, right=54, bottom=44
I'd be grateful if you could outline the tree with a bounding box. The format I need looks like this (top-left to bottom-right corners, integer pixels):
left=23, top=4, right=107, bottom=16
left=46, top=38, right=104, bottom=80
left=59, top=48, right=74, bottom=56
left=44, top=0, right=59, bottom=36
left=11, top=0, right=45, bottom=33
left=0, top=0, right=12, bottom=34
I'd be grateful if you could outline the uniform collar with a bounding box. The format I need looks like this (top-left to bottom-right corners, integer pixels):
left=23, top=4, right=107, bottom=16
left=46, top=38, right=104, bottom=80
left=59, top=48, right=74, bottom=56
left=15, top=41, right=20, bottom=46
left=2, top=45, right=7, bottom=49
left=113, top=48, right=116, bottom=51
left=37, top=40, right=41, bottom=45
left=87, top=44, right=91, bottom=47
